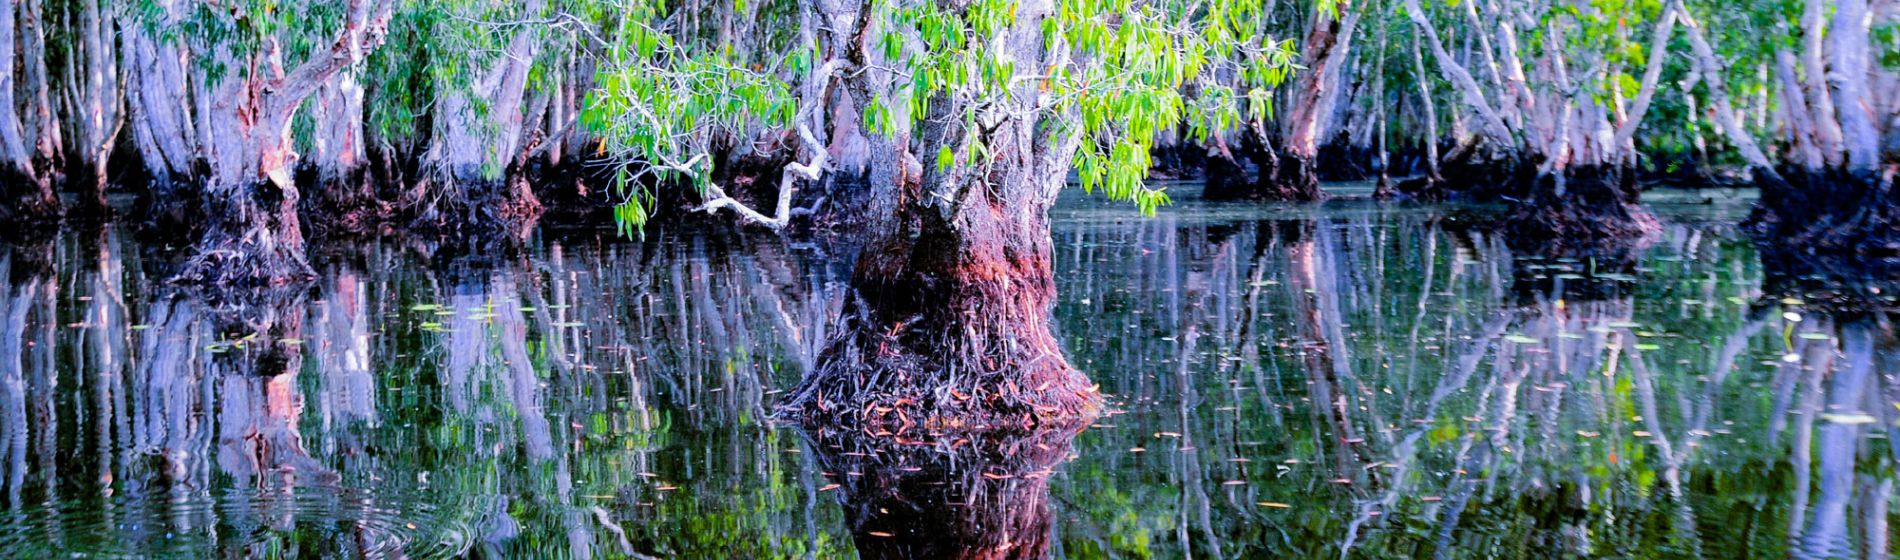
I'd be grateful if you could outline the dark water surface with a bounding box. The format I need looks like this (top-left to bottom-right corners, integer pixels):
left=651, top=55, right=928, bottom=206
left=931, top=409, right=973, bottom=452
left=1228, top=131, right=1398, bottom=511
left=1, top=187, right=1896, bottom=558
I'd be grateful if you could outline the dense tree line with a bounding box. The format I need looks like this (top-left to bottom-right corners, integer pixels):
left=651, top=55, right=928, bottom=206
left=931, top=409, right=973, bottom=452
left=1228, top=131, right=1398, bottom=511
left=0, top=0, right=1896, bottom=425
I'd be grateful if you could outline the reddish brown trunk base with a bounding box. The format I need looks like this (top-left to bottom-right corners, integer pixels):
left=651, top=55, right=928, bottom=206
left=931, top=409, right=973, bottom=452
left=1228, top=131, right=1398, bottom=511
left=802, top=424, right=1081, bottom=560
left=1504, top=166, right=1661, bottom=258
left=1748, top=167, right=1900, bottom=263
left=781, top=198, right=1102, bottom=430
left=1202, top=144, right=1328, bottom=202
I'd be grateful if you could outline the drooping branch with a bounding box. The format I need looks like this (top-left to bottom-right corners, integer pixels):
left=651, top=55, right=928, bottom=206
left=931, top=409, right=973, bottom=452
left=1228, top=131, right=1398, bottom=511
left=692, top=59, right=849, bottom=230
left=694, top=121, right=829, bottom=230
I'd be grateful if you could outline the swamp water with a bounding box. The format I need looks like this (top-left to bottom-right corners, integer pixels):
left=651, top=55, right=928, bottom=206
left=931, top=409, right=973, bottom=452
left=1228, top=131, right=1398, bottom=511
left=0, top=187, right=1894, bottom=558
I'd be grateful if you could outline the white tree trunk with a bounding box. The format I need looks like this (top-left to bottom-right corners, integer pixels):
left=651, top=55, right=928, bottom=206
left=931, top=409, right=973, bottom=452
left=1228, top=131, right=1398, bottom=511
left=1401, top=0, right=1515, bottom=145
left=1608, top=0, right=1680, bottom=165
left=1825, top=0, right=1881, bottom=173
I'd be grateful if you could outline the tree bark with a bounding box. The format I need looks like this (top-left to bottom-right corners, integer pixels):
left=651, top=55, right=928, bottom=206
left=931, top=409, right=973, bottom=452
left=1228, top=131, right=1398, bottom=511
left=1803, top=0, right=1847, bottom=166
left=57, top=0, right=122, bottom=218
left=175, top=0, right=396, bottom=287
left=301, top=72, right=384, bottom=233
left=406, top=0, right=549, bottom=236
left=1276, top=0, right=1360, bottom=200
left=781, top=0, right=1100, bottom=429
left=0, top=0, right=57, bottom=226
left=1608, top=0, right=1679, bottom=166
left=1826, top=0, right=1882, bottom=174
left=121, top=1, right=202, bottom=228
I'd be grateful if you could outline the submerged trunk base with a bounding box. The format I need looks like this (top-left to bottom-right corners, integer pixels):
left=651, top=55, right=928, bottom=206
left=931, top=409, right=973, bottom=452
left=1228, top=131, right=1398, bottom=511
left=1315, top=133, right=1374, bottom=182
left=300, top=166, right=391, bottom=235
left=0, top=168, right=61, bottom=230
left=779, top=281, right=1103, bottom=432
left=401, top=174, right=545, bottom=239
left=1748, top=167, right=1900, bottom=262
left=1202, top=149, right=1329, bottom=202
left=173, top=180, right=317, bottom=288
left=1505, top=166, right=1662, bottom=257
left=1395, top=142, right=1536, bottom=201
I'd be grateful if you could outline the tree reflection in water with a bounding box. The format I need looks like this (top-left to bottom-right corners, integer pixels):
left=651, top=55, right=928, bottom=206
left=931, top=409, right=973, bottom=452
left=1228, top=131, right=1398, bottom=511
left=803, top=425, right=1082, bottom=560
left=0, top=199, right=1895, bottom=557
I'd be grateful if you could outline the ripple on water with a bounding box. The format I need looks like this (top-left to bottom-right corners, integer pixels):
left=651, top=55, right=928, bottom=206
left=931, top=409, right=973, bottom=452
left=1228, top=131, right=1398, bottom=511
left=0, top=486, right=484, bottom=558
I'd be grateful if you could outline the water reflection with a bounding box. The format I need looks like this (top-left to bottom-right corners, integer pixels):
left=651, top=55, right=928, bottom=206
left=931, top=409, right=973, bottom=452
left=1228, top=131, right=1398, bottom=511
left=0, top=193, right=1893, bottom=558
left=805, top=425, right=1081, bottom=559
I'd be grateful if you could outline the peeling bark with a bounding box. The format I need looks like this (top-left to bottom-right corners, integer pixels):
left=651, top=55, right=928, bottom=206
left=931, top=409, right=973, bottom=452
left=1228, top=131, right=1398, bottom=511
left=404, top=0, right=549, bottom=236
left=174, top=0, right=397, bottom=287
left=781, top=0, right=1100, bottom=429
left=0, top=0, right=57, bottom=226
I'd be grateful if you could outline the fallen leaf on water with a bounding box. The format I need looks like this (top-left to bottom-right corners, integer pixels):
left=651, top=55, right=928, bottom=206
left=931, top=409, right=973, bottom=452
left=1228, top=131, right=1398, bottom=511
left=1821, top=413, right=1877, bottom=424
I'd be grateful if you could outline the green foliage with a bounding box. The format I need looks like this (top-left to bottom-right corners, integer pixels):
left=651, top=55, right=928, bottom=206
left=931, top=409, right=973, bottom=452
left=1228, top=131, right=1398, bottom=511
left=584, top=0, right=1301, bottom=232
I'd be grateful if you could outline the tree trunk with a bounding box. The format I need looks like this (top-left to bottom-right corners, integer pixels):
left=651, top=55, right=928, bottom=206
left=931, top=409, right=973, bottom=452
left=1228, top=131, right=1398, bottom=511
left=300, top=73, right=385, bottom=234
left=0, top=0, right=57, bottom=226
left=405, top=0, right=548, bottom=236
left=1396, top=0, right=1527, bottom=200
left=1825, top=0, right=1881, bottom=175
left=175, top=0, right=395, bottom=287
left=1277, top=0, right=1359, bottom=199
left=781, top=0, right=1100, bottom=429
left=57, top=0, right=122, bottom=219
left=1803, top=0, right=1847, bottom=166
left=121, top=2, right=202, bottom=230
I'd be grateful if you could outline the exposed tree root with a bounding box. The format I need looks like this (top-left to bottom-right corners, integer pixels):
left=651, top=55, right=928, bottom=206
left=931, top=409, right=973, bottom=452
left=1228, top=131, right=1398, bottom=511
left=398, top=173, right=545, bottom=240
left=1393, top=139, right=1537, bottom=201
left=172, top=180, right=317, bottom=288
left=778, top=279, right=1103, bottom=433
left=797, top=422, right=1083, bottom=559
left=299, top=166, right=391, bottom=235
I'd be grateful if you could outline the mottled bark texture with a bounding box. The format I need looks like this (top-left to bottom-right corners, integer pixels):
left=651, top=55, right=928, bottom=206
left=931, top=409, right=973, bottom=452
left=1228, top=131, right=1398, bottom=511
left=780, top=0, right=1101, bottom=429
left=54, top=0, right=121, bottom=219
left=0, top=0, right=58, bottom=226
left=400, top=0, right=548, bottom=238
left=1202, top=0, right=1357, bottom=202
left=173, top=0, right=396, bottom=286
left=299, top=74, right=384, bottom=234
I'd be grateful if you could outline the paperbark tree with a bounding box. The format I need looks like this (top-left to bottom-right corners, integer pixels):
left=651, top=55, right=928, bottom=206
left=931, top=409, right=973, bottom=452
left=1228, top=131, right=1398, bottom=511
left=170, top=0, right=398, bottom=286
